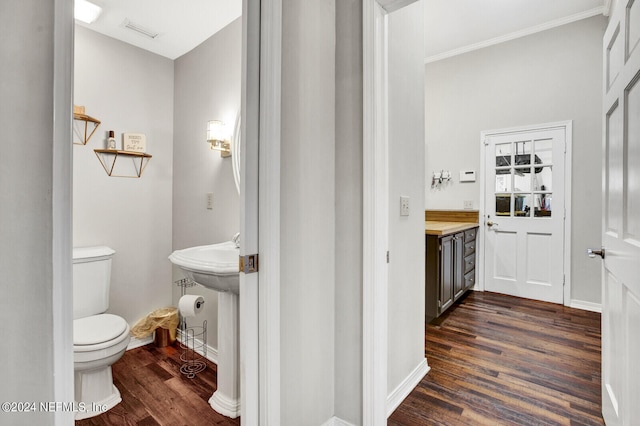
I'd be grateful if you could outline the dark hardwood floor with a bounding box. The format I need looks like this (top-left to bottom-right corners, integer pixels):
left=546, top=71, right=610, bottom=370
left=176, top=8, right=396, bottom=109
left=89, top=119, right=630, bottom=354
left=76, top=344, right=239, bottom=426
left=77, top=291, right=602, bottom=425
left=389, top=291, right=604, bottom=426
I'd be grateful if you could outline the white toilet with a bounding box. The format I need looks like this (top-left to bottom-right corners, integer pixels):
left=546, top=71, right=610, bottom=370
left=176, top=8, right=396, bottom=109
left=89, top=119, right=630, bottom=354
left=73, top=246, right=131, bottom=420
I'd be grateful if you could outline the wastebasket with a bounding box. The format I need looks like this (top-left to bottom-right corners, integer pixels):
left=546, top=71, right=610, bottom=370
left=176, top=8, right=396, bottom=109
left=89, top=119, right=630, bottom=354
left=130, top=307, right=179, bottom=347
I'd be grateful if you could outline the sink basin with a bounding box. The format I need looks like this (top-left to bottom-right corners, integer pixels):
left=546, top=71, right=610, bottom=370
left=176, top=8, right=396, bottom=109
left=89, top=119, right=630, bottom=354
left=169, top=241, right=239, bottom=294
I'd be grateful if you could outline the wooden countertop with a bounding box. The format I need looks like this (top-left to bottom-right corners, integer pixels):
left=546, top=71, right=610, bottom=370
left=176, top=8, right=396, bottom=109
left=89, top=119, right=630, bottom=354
left=425, top=221, right=478, bottom=236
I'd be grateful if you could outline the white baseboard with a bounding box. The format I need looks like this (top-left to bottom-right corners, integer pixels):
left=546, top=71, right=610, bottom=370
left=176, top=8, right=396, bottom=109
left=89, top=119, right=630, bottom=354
left=127, top=335, right=153, bottom=350
left=177, top=329, right=218, bottom=365
left=569, top=299, right=602, bottom=313
left=321, top=416, right=357, bottom=426
left=126, top=331, right=220, bottom=366
left=386, top=358, right=430, bottom=417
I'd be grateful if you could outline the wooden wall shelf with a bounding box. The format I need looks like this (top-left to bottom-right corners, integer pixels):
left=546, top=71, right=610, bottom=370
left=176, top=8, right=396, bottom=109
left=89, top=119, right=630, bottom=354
left=94, top=149, right=152, bottom=178
left=73, top=113, right=101, bottom=145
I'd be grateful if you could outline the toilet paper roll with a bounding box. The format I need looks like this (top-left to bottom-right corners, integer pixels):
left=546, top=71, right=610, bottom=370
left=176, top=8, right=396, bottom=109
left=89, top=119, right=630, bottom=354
left=179, top=295, right=205, bottom=317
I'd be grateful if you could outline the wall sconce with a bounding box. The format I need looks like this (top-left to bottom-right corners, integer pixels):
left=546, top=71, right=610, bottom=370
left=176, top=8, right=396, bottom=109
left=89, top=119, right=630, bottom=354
left=207, top=120, right=231, bottom=158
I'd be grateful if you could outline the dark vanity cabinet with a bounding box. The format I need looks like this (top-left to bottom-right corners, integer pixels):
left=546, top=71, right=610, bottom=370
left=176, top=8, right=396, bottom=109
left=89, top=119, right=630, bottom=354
left=426, top=226, right=477, bottom=321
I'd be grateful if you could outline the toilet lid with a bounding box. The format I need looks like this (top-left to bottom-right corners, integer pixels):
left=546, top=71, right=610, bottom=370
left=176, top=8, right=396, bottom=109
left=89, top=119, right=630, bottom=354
left=74, top=314, right=128, bottom=346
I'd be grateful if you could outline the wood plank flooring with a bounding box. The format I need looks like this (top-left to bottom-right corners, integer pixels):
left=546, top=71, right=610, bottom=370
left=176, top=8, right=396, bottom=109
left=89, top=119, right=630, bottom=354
left=389, top=291, right=604, bottom=426
left=75, top=344, right=239, bottom=426
left=77, top=291, right=602, bottom=425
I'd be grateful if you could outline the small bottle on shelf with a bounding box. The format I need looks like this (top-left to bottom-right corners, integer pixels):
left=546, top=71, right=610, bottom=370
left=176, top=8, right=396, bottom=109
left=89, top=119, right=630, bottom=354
left=107, top=130, right=116, bottom=150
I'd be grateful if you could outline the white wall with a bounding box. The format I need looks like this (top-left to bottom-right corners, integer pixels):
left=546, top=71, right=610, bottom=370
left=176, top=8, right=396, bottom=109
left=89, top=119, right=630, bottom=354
left=335, top=0, right=363, bottom=423
left=424, top=16, right=605, bottom=304
left=172, top=18, right=241, bottom=352
left=0, top=1, right=74, bottom=424
left=280, top=0, right=336, bottom=424
left=73, top=26, right=174, bottom=327
left=387, top=0, right=427, bottom=398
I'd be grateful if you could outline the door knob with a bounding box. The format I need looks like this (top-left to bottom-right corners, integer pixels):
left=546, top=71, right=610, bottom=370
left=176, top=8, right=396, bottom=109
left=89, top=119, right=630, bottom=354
left=587, top=248, right=605, bottom=259
left=487, top=221, right=498, bottom=227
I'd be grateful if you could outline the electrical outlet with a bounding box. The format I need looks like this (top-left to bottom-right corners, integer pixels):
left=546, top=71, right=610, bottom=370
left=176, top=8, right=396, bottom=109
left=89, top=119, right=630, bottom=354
left=463, top=200, right=473, bottom=210
left=206, top=192, right=214, bottom=210
left=400, top=196, right=410, bottom=216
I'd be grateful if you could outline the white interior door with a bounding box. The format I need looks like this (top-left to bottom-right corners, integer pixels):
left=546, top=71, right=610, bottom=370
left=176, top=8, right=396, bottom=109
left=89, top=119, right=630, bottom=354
left=483, top=125, right=566, bottom=304
left=600, top=1, right=640, bottom=424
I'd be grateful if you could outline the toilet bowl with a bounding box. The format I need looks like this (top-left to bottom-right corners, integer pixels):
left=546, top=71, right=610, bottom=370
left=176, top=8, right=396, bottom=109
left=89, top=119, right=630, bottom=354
left=74, top=314, right=131, bottom=419
left=73, top=247, right=131, bottom=420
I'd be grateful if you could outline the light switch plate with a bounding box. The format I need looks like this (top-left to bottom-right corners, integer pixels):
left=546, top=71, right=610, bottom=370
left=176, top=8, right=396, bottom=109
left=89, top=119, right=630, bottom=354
left=400, top=196, right=410, bottom=216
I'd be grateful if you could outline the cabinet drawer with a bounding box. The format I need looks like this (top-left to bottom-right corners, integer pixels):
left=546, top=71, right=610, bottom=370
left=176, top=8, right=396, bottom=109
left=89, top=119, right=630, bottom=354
left=464, top=254, right=475, bottom=274
left=464, top=240, right=475, bottom=257
left=464, top=270, right=475, bottom=289
left=464, top=227, right=477, bottom=242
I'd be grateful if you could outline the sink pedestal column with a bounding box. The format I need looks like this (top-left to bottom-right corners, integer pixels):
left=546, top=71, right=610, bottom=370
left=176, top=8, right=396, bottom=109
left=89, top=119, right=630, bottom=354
left=209, top=291, right=240, bottom=418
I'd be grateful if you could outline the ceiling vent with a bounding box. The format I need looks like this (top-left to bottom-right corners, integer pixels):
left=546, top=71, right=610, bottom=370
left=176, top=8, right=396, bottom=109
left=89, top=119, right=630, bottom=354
left=122, top=19, right=159, bottom=39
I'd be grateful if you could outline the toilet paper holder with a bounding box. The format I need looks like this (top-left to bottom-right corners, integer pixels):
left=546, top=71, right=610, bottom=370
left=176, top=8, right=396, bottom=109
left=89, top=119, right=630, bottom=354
left=175, top=278, right=207, bottom=378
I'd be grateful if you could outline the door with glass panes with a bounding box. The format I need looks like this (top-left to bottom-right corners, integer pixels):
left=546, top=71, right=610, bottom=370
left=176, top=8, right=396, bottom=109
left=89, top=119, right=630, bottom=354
left=483, top=125, right=567, bottom=304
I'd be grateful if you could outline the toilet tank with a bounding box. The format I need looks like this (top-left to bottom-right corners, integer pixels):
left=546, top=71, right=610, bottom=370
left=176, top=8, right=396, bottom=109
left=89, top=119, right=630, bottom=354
left=73, top=246, right=116, bottom=320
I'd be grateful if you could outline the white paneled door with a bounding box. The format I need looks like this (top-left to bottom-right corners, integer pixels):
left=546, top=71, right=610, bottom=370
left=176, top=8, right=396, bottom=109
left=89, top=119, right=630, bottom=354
left=483, top=125, right=567, bottom=304
left=600, top=1, right=640, bottom=424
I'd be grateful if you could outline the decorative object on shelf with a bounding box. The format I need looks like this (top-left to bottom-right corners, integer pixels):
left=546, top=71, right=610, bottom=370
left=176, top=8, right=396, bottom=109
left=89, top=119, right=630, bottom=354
left=73, top=105, right=101, bottom=145
left=107, top=130, right=117, bottom=150
left=206, top=120, right=231, bottom=157
left=94, top=149, right=152, bottom=178
left=123, top=133, right=147, bottom=152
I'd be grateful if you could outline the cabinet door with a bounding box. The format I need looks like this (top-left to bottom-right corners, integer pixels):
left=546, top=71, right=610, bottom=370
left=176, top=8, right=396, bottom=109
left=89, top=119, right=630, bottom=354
left=439, top=235, right=454, bottom=313
left=453, top=232, right=465, bottom=299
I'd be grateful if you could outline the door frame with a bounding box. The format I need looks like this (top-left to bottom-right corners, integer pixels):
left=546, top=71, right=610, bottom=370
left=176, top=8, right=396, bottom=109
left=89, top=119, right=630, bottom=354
left=479, top=121, right=573, bottom=305
left=363, top=0, right=389, bottom=423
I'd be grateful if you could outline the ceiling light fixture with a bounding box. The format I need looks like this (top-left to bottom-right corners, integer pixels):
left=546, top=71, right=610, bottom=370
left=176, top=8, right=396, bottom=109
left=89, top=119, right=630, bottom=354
left=75, top=0, right=102, bottom=24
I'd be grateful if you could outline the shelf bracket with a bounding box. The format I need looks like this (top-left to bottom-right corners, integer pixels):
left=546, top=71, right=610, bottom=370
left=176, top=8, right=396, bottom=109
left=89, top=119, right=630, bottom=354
left=94, top=149, right=152, bottom=178
left=73, top=113, right=101, bottom=145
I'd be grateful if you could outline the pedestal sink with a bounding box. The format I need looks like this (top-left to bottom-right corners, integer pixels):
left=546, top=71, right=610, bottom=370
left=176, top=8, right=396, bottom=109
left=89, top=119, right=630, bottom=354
left=169, top=241, right=240, bottom=419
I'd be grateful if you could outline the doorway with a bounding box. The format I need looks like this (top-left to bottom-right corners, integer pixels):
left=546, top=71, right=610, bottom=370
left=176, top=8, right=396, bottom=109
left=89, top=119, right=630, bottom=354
left=481, top=122, right=571, bottom=304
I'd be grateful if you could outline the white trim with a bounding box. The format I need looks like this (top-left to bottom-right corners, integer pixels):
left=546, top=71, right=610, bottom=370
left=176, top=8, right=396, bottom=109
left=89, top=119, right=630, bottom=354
left=563, top=122, right=573, bottom=306
left=240, top=0, right=266, bottom=423
left=386, top=359, right=430, bottom=417
left=53, top=0, right=74, bottom=424
left=363, top=1, right=389, bottom=425
left=569, top=300, right=602, bottom=313
left=424, top=7, right=605, bottom=64
left=257, top=0, right=282, bottom=424
left=479, top=120, right=573, bottom=306
left=321, top=416, right=358, bottom=426
left=603, top=0, right=613, bottom=16
left=127, top=335, right=154, bottom=350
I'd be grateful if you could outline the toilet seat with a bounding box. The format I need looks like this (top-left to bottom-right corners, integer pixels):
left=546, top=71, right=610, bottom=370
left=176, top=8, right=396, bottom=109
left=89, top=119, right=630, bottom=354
left=74, top=314, right=129, bottom=352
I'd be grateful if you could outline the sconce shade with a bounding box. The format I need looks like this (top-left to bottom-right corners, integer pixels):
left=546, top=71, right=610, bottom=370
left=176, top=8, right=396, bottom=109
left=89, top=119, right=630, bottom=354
left=207, top=120, right=231, bottom=157
left=207, top=120, right=226, bottom=142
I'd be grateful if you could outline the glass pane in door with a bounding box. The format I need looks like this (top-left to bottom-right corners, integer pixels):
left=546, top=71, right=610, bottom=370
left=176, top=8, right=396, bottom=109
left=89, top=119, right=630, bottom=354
left=495, top=174, right=512, bottom=192
left=496, top=195, right=511, bottom=216
left=514, top=194, right=532, bottom=217
left=534, top=138, right=553, bottom=164
left=514, top=168, right=531, bottom=191
left=535, top=166, right=553, bottom=191
left=495, top=143, right=512, bottom=167
left=535, top=193, right=553, bottom=217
